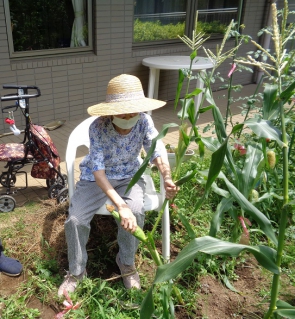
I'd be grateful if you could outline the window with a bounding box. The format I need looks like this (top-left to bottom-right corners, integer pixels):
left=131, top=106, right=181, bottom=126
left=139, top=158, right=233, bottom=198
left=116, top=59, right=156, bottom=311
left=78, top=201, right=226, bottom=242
left=133, top=0, right=240, bottom=44
left=4, top=0, right=92, bottom=58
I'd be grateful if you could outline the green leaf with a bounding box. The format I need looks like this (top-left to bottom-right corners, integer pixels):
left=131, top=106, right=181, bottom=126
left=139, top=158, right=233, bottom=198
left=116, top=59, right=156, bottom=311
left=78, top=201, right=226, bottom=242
left=177, top=98, right=194, bottom=120
left=211, top=182, right=230, bottom=197
left=212, top=104, right=227, bottom=140
left=221, top=263, right=239, bottom=292
left=275, top=300, right=295, bottom=318
left=197, top=139, right=205, bottom=158
left=218, top=171, right=278, bottom=246
left=180, top=127, right=190, bottom=147
left=199, top=105, right=214, bottom=113
left=153, top=236, right=279, bottom=284
left=187, top=100, right=196, bottom=125
left=231, top=123, right=244, bottom=134
left=140, top=286, right=155, bottom=319
left=201, top=137, right=231, bottom=172
left=126, top=123, right=178, bottom=193
left=280, top=80, right=295, bottom=103
left=204, top=138, right=228, bottom=194
left=209, top=197, right=234, bottom=237
left=178, top=213, right=196, bottom=239
left=175, top=169, right=197, bottom=186
left=190, top=50, right=197, bottom=60
left=185, top=88, right=203, bottom=99
left=174, top=69, right=185, bottom=108
left=222, top=275, right=239, bottom=293
left=263, top=84, right=280, bottom=120
left=245, top=118, right=286, bottom=148
left=195, top=138, right=228, bottom=211
left=239, top=143, right=264, bottom=198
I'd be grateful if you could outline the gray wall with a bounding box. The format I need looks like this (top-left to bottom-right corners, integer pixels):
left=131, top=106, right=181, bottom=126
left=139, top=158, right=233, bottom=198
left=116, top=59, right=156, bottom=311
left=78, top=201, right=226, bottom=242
left=0, top=0, right=267, bottom=133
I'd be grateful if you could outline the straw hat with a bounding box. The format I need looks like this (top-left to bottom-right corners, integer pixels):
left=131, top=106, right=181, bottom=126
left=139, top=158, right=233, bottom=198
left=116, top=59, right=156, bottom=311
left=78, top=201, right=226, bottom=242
left=87, top=74, right=166, bottom=116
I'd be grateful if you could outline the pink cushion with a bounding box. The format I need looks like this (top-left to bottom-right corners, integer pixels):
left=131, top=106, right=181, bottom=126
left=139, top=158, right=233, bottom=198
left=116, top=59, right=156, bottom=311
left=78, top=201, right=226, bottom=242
left=0, top=143, right=33, bottom=161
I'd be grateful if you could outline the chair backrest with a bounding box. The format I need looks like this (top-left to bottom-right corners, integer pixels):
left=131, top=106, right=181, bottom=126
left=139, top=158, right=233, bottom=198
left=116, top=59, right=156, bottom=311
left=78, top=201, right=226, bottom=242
left=66, top=116, right=98, bottom=200
left=65, top=116, right=170, bottom=260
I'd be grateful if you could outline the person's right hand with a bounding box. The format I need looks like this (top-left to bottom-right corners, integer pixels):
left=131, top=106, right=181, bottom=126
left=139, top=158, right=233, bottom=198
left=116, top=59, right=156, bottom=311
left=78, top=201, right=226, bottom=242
left=118, top=204, right=137, bottom=233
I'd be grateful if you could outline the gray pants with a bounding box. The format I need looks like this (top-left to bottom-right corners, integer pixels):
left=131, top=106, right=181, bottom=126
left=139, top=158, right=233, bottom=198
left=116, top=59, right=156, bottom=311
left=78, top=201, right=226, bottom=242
left=65, top=178, right=146, bottom=276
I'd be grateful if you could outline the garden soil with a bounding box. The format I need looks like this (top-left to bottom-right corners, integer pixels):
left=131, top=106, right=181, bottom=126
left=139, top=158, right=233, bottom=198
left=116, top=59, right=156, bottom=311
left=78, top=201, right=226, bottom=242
left=0, top=200, right=294, bottom=319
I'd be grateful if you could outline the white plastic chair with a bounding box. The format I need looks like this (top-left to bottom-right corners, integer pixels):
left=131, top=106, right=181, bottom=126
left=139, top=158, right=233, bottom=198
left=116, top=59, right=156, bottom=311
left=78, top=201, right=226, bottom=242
left=65, top=116, right=170, bottom=261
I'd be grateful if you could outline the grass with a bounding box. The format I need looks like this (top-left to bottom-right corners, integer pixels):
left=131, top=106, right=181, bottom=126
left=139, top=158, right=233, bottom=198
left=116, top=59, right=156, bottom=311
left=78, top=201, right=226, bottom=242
left=0, top=155, right=294, bottom=318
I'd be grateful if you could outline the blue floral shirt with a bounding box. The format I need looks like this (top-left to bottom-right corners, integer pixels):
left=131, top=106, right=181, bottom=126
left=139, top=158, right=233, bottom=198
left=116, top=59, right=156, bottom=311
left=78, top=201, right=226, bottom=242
left=79, top=113, right=165, bottom=181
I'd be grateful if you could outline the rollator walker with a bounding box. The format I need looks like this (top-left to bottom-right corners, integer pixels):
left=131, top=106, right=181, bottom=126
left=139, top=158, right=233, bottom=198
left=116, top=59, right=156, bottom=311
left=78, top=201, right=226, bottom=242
left=0, top=84, right=67, bottom=212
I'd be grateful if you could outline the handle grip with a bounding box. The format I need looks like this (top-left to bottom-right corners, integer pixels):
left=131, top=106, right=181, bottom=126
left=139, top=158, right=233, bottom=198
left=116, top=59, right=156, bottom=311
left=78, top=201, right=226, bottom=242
left=1, top=85, right=41, bottom=101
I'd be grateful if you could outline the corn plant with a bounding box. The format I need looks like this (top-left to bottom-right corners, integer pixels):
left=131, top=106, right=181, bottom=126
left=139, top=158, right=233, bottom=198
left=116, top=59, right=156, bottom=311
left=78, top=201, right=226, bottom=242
left=121, top=1, right=295, bottom=318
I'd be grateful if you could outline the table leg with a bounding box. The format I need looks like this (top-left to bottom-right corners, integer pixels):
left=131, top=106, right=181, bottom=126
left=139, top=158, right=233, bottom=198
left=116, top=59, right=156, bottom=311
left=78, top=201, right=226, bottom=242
left=147, top=68, right=160, bottom=115
left=194, top=69, right=206, bottom=112
left=147, top=68, right=160, bottom=99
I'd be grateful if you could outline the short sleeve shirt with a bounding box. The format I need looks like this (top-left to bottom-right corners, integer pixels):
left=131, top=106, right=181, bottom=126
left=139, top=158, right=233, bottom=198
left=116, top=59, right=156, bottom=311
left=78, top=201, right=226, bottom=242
left=79, top=112, right=165, bottom=181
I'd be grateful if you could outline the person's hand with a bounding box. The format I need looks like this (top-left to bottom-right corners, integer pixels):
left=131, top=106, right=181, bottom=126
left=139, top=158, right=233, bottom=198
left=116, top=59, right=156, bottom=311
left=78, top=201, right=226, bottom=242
left=118, top=204, right=137, bottom=233
left=164, top=178, right=179, bottom=199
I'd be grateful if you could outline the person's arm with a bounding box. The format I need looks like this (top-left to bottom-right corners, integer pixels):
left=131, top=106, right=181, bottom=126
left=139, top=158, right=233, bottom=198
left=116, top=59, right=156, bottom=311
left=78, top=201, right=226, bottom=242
left=153, top=155, right=179, bottom=199
left=93, top=170, right=137, bottom=233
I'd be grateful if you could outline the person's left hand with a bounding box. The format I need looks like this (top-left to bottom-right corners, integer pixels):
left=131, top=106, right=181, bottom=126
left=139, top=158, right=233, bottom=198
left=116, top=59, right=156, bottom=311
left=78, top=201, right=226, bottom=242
left=164, top=178, right=179, bottom=199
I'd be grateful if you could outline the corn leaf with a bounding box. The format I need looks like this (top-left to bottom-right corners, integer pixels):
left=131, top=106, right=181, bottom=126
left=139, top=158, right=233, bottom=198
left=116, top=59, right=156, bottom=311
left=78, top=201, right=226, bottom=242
left=218, top=171, right=278, bottom=246
left=140, top=286, right=155, bottom=319
left=199, top=105, right=214, bottom=113
left=125, top=123, right=178, bottom=193
left=263, top=84, right=280, bottom=120
left=178, top=213, right=196, bottom=239
left=280, top=79, right=295, bottom=103
left=209, top=196, right=234, bottom=237
left=274, top=300, right=295, bottom=318
left=174, top=69, right=185, bottom=108
left=177, top=98, right=194, bottom=120
left=185, top=88, right=203, bottom=99
left=239, top=143, right=265, bottom=198
left=245, top=118, right=286, bottom=148
left=194, top=136, right=228, bottom=211
left=153, top=236, right=279, bottom=285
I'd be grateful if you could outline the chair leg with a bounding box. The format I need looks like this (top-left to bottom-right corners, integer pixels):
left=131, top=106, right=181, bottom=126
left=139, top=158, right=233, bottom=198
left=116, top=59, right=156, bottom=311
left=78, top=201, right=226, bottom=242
left=162, top=200, right=170, bottom=262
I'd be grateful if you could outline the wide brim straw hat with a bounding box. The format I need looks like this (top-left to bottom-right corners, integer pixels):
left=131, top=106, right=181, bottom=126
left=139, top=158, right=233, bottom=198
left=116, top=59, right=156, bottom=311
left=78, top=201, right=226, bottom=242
left=87, top=74, right=166, bottom=116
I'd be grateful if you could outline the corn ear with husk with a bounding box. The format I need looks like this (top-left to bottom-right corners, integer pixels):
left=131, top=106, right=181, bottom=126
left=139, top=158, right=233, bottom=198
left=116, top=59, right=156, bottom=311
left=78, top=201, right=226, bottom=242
left=249, top=189, right=259, bottom=203
left=106, top=204, right=147, bottom=243
left=267, top=150, right=276, bottom=169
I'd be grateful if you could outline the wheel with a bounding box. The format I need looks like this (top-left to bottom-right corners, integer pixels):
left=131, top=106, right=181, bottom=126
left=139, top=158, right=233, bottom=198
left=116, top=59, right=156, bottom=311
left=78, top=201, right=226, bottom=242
left=0, top=173, right=16, bottom=188
left=57, top=174, right=68, bottom=187
left=56, top=187, right=69, bottom=204
left=46, top=174, right=67, bottom=189
left=0, top=195, right=16, bottom=212
left=48, top=183, right=64, bottom=199
left=46, top=178, right=56, bottom=189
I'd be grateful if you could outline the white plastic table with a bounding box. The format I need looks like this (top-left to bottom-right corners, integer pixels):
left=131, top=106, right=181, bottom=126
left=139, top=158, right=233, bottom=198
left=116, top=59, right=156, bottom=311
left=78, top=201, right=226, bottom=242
left=142, top=56, right=213, bottom=112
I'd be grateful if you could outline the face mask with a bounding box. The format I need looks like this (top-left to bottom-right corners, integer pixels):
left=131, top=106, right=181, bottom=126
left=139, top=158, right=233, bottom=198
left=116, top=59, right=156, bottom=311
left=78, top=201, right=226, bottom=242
left=112, top=114, right=139, bottom=130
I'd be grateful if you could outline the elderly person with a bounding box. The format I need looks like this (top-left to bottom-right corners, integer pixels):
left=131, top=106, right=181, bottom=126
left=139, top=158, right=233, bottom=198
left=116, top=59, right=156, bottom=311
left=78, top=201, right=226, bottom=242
left=58, top=74, right=178, bottom=296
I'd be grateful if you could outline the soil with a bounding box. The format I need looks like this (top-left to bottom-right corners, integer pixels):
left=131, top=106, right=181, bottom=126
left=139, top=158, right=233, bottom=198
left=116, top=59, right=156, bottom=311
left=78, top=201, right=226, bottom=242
left=0, top=200, right=294, bottom=319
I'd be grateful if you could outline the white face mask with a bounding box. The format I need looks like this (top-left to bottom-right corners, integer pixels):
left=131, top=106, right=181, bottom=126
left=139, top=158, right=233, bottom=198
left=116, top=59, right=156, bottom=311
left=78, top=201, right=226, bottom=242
left=112, top=114, right=140, bottom=130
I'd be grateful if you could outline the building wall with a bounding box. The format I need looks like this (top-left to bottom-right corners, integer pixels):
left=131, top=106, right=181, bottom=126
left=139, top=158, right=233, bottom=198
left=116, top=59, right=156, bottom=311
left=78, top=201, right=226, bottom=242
left=0, top=0, right=267, bottom=132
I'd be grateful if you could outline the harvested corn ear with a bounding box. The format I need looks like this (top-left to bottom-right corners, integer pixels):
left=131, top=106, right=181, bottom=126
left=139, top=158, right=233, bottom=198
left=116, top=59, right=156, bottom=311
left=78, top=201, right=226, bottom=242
left=106, top=204, right=147, bottom=243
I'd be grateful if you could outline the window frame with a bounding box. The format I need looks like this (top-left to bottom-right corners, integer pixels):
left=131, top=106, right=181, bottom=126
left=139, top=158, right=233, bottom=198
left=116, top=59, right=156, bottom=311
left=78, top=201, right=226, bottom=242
left=132, top=0, right=241, bottom=47
left=4, top=0, right=93, bottom=59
